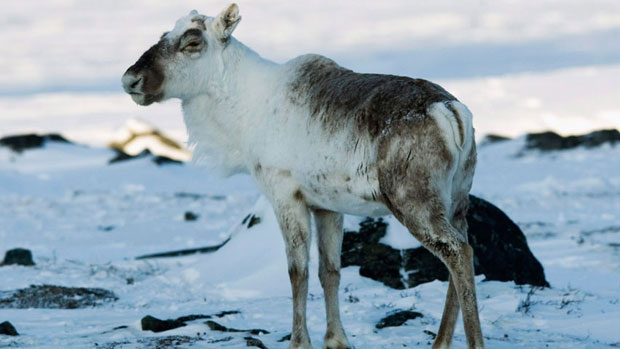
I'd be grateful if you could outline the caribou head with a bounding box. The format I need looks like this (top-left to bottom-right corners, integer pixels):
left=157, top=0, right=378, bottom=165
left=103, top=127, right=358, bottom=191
left=121, top=4, right=241, bottom=105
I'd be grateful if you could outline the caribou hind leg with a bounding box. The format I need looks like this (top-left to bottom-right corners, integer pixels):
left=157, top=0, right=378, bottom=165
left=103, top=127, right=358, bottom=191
left=313, top=209, right=351, bottom=349
left=433, top=196, right=474, bottom=348
left=385, top=190, right=484, bottom=348
left=377, top=118, right=484, bottom=348
left=434, top=276, right=460, bottom=348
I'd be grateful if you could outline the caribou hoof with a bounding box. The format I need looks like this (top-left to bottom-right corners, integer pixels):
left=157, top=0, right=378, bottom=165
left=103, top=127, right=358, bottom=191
left=323, top=332, right=351, bottom=349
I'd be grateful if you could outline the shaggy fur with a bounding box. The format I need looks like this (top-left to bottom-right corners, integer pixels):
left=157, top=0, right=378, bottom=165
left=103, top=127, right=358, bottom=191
left=122, top=4, right=484, bottom=348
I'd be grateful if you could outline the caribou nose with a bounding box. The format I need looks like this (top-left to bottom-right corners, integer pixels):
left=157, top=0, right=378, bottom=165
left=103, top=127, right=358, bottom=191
left=122, top=73, right=143, bottom=94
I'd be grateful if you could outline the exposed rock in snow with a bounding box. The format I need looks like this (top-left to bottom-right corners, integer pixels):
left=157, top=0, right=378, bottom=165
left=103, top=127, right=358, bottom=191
left=342, top=195, right=548, bottom=289
left=526, top=128, right=620, bottom=151
left=1, top=248, right=35, bottom=267
left=480, top=134, right=511, bottom=146
left=375, top=310, right=424, bottom=329
left=0, top=133, right=69, bottom=153
left=108, top=118, right=191, bottom=162
left=205, top=320, right=269, bottom=335
left=108, top=148, right=183, bottom=166
left=245, top=336, right=268, bottom=348
left=0, top=321, right=18, bottom=336
left=184, top=211, right=199, bottom=221
left=141, top=315, right=186, bottom=333
left=0, top=285, right=118, bottom=309
left=140, top=311, right=243, bottom=333
left=467, top=195, right=549, bottom=286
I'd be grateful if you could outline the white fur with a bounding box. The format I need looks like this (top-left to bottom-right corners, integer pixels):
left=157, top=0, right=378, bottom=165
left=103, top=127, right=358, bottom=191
left=152, top=11, right=391, bottom=216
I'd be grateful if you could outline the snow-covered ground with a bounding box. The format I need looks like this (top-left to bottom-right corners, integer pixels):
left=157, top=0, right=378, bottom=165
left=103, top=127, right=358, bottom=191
left=1, top=135, right=619, bottom=348
left=1, top=0, right=620, bottom=348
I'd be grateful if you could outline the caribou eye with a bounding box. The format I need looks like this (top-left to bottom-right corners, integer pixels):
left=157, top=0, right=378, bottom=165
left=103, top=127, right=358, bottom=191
left=182, top=40, right=203, bottom=52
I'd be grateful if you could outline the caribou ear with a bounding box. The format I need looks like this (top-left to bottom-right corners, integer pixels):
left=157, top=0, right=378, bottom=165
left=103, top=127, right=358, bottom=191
left=212, top=3, right=241, bottom=42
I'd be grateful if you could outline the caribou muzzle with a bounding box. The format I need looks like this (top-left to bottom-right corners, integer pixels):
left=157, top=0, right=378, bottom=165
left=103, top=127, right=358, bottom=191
left=122, top=44, right=166, bottom=106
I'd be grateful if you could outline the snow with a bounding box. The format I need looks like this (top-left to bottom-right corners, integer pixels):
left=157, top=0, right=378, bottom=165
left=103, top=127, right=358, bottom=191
left=1, top=134, right=620, bottom=348
left=1, top=0, right=620, bottom=347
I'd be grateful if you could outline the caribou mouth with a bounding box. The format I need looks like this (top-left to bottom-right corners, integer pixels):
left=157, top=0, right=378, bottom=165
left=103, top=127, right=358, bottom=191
left=130, top=93, right=151, bottom=106
left=129, top=92, right=163, bottom=106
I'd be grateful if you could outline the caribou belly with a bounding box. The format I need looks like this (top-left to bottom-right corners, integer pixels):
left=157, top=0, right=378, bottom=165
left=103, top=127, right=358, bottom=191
left=295, top=170, right=391, bottom=217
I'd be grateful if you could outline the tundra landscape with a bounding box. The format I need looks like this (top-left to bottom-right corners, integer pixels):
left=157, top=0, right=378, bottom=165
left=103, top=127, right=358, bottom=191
left=1, top=1, right=620, bottom=348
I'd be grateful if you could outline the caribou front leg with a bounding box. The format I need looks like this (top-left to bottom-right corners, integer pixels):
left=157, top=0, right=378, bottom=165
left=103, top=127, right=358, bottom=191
left=272, top=193, right=313, bottom=348
left=254, top=167, right=313, bottom=348
left=313, top=209, right=350, bottom=349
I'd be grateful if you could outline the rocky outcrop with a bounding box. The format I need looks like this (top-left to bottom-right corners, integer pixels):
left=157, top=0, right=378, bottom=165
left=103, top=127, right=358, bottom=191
left=205, top=320, right=269, bottom=335
left=0, top=285, right=118, bottom=309
left=245, top=336, right=268, bottom=348
left=0, top=133, right=69, bottom=152
left=139, top=311, right=242, bottom=333
left=108, top=148, right=182, bottom=166
left=1, top=248, right=35, bottom=266
left=141, top=315, right=186, bottom=333
left=480, top=134, right=511, bottom=146
left=375, top=310, right=424, bottom=329
left=108, top=118, right=191, bottom=162
left=342, top=195, right=549, bottom=289
left=526, top=129, right=620, bottom=151
left=0, top=321, right=18, bottom=336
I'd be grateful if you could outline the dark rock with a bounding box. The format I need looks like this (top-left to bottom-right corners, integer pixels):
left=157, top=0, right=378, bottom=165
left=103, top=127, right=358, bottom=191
left=205, top=320, right=269, bottom=335
left=108, top=149, right=150, bottom=163
left=467, top=196, right=548, bottom=287
left=358, top=243, right=403, bottom=289
left=342, top=195, right=549, bottom=289
left=278, top=333, right=291, bottom=342
left=0, top=133, right=69, bottom=153
left=213, top=310, right=241, bottom=318
left=141, top=315, right=186, bottom=333
left=108, top=149, right=182, bottom=166
left=403, top=248, right=449, bottom=287
left=0, top=321, right=18, bottom=336
left=1, top=248, right=35, bottom=266
left=175, top=314, right=212, bottom=323
left=245, top=336, right=268, bottom=348
left=342, top=218, right=406, bottom=289
left=97, top=335, right=202, bottom=349
left=242, top=214, right=261, bottom=228
left=526, top=129, right=620, bottom=151
left=139, top=310, right=241, bottom=334
left=423, top=330, right=437, bottom=339
left=0, top=285, right=118, bottom=309
left=481, top=134, right=511, bottom=145
left=138, top=335, right=196, bottom=348
left=153, top=155, right=182, bottom=165
left=184, top=211, right=199, bottom=221
left=376, top=310, right=423, bottom=329
left=135, top=237, right=230, bottom=260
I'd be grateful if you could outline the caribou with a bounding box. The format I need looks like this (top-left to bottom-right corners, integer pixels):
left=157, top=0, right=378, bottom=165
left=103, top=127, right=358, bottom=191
left=122, top=4, right=483, bottom=348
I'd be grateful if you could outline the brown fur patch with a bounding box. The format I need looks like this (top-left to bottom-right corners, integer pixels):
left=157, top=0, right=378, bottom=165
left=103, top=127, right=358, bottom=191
left=190, top=18, right=207, bottom=31
left=293, top=190, right=304, bottom=201
left=289, top=55, right=457, bottom=138
left=124, top=39, right=173, bottom=103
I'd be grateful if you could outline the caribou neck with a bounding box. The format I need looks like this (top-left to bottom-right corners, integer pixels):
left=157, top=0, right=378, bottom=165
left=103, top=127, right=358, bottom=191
left=180, top=39, right=282, bottom=175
